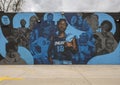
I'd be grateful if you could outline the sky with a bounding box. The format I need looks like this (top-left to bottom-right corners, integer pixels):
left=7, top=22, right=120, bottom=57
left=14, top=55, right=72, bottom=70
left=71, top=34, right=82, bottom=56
left=22, top=0, right=120, bottom=12
left=22, top=0, right=62, bottom=12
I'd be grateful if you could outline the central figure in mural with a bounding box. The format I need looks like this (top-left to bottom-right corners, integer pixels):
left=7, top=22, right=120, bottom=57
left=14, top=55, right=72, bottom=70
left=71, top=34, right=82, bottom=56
left=48, top=19, right=78, bottom=64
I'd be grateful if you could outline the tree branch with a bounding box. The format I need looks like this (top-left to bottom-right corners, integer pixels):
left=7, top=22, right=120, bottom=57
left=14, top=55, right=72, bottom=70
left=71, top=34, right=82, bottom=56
left=0, top=0, right=23, bottom=12
left=6, top=0, right=13, bottom=12
left=0, top=0, right=4, bottom=11
left=3, top=0, right=7, bottom=11
left=0, top=0, right=2, bottom=11
left=14, top=0, right=21, bottom=12
left=0, top=6, right=2, bottom=11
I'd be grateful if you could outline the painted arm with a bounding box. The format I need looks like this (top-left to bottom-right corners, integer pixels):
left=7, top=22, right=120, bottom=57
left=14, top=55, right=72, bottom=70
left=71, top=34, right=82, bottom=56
left=48, top=36, right=54, bottom=64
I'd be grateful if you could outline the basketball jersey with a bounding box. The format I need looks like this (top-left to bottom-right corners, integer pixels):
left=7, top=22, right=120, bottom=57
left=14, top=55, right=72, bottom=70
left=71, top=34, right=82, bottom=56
left=53, top=34, right=73, bottom=60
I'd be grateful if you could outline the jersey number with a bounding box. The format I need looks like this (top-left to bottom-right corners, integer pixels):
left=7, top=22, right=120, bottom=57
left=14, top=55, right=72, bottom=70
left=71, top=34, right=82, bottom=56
left=57, top=45, right=64, bottom=52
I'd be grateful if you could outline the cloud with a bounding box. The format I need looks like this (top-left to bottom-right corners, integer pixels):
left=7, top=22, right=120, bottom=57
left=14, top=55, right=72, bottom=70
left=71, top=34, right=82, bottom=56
left=62, top=0, right=120, bottom=12
left=22, top=0, right=62, bottom=12
left=22, top=0, right=120, bottom=12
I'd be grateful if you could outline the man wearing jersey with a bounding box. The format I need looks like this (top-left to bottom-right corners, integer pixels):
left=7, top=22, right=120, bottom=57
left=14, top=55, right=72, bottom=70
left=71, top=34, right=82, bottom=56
left=48, top=19, right=77, bottom=64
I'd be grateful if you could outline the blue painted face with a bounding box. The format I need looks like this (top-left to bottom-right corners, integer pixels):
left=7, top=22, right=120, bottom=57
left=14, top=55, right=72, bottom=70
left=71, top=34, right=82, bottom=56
left=79, top=33, right=89, bottom=44
left=47, top=15, right=53, bottom=22
left=1, top=15, right=10, bottom=25
left=78, top=16, right=83, bottom=25
left=70, top=16, right=77, bottom=26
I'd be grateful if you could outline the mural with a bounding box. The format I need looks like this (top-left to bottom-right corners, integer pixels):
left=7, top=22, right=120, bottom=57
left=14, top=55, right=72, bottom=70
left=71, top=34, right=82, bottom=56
left=0, top=12, right=120, bottom=65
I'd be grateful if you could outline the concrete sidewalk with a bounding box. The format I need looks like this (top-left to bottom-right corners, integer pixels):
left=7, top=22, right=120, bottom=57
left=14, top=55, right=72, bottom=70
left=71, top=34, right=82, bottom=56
left=0, top=65, right=120, bottom=85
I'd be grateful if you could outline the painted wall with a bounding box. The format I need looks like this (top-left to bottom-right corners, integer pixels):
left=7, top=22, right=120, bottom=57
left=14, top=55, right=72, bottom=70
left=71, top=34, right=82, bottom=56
left=0, top=12, right=120, bottom=65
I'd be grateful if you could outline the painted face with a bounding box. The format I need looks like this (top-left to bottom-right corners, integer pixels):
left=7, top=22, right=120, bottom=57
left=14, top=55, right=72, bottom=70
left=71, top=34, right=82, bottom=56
left=1, top=15, right=10, bottom=25
left=90, top=15, right=99, bottom=32
left=58, top=20, right=67, bottom=32
left=20, top=19, right=26, bottom=27
left=30, top=16, right=37, bottom=26
left=101, top=23, right=110, bottom=33
left=71, top=16, right=77, bottom=26
left=47, top=14, right=53, bottom=22
left=9, top=51, right=16, bottom=58
left=106, top=38, right=114, bottom=48
left=78, top=16, right=82, bottom=25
